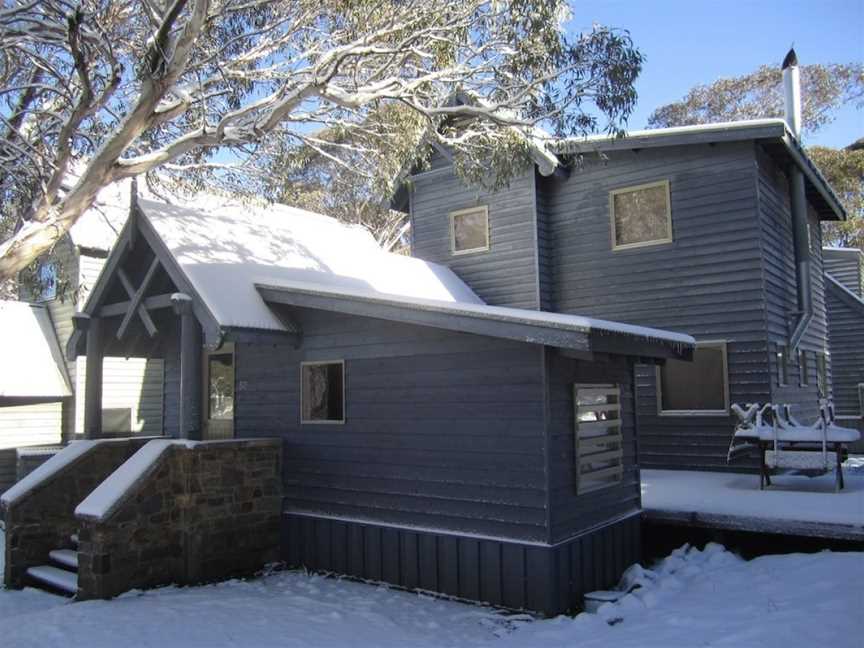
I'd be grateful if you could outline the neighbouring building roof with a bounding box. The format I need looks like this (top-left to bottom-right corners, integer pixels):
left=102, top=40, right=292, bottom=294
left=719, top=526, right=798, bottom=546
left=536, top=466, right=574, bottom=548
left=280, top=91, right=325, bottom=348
left=0, top=301, right=71, bottom=399
left=826, top=274, right=864, bottom=317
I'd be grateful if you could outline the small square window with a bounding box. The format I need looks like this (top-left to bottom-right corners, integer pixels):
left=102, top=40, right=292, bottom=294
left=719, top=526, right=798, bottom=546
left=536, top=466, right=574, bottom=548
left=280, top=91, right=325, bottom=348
left=610, top=180, right=672, bottom=250
left=301, top=361, right=345, bottom=423
left=798, top=350, right=809, bottom=387
left=450, top=206, right=489, bottom=255
left=36, top=262, right=57, bottom=302
left=776, top=344, right=789, bottom=387
left=574, top=384, right=623, bottom=494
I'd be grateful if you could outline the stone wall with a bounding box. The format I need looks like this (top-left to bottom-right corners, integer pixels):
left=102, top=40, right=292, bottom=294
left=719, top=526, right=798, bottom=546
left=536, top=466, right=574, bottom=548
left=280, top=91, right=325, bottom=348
left=2, top=438, right=151, bottom=589
left=77, top=438, right=282, bottom=599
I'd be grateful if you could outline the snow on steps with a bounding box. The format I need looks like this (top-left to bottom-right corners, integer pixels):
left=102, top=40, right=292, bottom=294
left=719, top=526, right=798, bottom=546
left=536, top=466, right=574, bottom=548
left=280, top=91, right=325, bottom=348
left=0, top=437, right=160, bottom=508
left=26, top=565, right=77, bottom=595
left=75, top=439, right=198, bottom=522
left=49, top=549, right=78, bottom=570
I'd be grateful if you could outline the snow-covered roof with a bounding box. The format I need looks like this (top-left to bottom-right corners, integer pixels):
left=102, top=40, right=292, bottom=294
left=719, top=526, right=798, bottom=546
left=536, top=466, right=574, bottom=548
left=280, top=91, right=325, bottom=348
left=550, top=118, right=790, bottom=151
left=137, top=197, right=483, bottom=332
left=0, top=301, right=71, bottom=399
left=256, top=279, right=696, bottom=348
left=67, top=179, right=133, bottom=252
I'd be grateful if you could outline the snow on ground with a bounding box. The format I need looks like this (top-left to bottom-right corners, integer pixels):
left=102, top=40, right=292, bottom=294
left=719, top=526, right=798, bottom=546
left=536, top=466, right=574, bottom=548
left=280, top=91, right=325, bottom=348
left=641, top=463, right=864, bottom=527
left=1, top=526, right=861, bottom=648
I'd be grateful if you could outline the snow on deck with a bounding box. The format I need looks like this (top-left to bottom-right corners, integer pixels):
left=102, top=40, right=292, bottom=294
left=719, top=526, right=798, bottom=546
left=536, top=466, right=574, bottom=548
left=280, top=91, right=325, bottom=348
left=641, top=464, right=864, bottom=540
left=1, top=527, right=861, bottom=647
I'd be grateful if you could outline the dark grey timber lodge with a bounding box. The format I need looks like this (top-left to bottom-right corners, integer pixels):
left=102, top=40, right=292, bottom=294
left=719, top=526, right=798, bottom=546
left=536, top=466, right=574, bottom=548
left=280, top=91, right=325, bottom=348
left=2, top=53, right=856, bottom=616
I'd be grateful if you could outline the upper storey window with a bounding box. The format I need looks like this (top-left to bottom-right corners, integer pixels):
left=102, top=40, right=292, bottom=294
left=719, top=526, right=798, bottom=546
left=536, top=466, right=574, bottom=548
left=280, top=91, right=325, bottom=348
left=450, top=206, right=489, bottom=255
left=609, top=180, right=672, bottom=250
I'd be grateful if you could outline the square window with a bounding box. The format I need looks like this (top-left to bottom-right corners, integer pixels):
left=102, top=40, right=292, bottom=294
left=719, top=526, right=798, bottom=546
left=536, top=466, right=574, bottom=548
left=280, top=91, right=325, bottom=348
left=610, top=180, right=672, bottom=250
left=301, top=361, right=345, bottom=423
left=574, top=384, right=623, bottom=494
left=450, top=206, right=489, bottom=255
left=658, top=341, right=728, bottom=414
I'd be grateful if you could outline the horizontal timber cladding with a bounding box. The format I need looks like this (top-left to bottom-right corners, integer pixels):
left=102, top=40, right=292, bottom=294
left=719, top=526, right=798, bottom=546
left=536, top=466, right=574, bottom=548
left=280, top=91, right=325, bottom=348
left=537, top=142, right=771, bottom=470
left=823, top=249, right=863, bottom=297
left=545, top=351, right=641, bottom=541
left=281, top=510, right=641, bottom=616
left=233, top=307, right=551, bottom=543
left=410, top=166, right=542, bottom=310
left=826, top=286, right=864, bottom=418
left=756, top=146, right=828, bottom=424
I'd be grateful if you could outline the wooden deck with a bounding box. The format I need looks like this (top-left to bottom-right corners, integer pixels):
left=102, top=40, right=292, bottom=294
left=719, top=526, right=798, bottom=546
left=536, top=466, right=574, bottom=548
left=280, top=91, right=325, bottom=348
left=640, top=465, right=864, bottom=542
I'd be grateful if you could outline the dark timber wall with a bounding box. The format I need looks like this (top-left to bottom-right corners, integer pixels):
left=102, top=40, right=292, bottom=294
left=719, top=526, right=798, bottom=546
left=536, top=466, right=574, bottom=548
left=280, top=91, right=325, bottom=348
left=227, top=305, right=643, bottom=613
left=823, top=248, right=863, bottom=296
left=755, top=147, right=828, bottom=425
left=410, top=167, right=542, bottom=309
left=538, top=142, right=768, bottom=470
left=546, top=352, right=639, bottom=542
left=826, top=282, right=864, bottom=421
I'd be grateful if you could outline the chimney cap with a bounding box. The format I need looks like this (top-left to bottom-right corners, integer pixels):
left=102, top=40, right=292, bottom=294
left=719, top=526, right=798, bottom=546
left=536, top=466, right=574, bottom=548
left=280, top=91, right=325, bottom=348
left=782, top=48, right=798, bottom=70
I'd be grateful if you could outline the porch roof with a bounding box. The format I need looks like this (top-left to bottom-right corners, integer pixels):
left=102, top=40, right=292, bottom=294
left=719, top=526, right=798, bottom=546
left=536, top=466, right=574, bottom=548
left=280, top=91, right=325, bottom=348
left=0, top=301, right=71, bottom=399
left=256, top=280, right=695, bottom=360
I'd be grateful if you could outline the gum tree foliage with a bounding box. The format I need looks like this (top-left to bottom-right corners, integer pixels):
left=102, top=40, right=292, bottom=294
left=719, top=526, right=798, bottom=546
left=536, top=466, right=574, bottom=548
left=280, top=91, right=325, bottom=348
left=648, top=62, right=864, bottom=248
left=0, top=0, right=644, bottom=282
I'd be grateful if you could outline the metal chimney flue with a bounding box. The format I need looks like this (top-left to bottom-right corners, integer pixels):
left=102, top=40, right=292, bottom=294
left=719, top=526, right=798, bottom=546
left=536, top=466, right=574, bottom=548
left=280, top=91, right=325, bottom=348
left=782, top=48, right=802, bottom=138
left=783, top=47, right=813, bottom=354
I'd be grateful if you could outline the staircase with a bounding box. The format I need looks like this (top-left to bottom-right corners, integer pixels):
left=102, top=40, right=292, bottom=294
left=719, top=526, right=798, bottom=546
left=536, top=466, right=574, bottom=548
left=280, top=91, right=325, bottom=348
left=25, top=533, right=79, bottom=596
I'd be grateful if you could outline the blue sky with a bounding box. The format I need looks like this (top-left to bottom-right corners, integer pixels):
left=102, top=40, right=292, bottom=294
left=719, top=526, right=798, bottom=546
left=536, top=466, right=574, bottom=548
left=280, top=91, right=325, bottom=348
left=570, top=0, right=863, bottom=148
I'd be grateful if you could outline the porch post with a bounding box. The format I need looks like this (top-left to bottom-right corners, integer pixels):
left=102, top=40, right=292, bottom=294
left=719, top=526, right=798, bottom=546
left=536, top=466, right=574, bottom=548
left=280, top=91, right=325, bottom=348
left=80, top=314, right=103, bottom=439
left=171, top=293, right=202, bottom=440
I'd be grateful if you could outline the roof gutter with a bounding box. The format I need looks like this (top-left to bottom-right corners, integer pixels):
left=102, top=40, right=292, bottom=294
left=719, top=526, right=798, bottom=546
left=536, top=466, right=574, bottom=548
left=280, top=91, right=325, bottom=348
left=783, top=49, right=813, bottom=353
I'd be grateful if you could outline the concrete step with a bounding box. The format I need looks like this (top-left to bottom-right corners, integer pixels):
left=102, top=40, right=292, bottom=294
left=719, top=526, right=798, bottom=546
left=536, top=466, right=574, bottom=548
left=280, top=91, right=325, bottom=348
left=26, top=565, right=77, bottom=595
left=49, top=549, right=78, bottom=571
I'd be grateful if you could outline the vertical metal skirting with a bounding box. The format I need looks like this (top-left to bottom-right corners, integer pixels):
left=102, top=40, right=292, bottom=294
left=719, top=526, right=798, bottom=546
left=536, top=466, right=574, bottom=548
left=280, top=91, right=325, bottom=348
left=281, top=512, right=641, bottom=616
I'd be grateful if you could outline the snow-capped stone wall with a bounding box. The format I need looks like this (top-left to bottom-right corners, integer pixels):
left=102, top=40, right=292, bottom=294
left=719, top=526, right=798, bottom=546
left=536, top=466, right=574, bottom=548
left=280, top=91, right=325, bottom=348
left=76, top=438, right=282, bottom=600
left=2, top=438, right=152, bottom=589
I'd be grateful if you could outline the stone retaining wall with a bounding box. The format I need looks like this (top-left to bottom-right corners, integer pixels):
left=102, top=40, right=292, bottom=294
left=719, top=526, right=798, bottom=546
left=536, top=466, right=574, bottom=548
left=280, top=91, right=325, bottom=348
left=2, top=438, right=151, bottom=589
left=77, top=438, right=282, bottom=599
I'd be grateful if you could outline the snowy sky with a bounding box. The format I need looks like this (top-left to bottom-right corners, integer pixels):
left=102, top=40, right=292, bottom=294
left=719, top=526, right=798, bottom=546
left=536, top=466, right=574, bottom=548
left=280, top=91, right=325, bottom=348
left=570, top=0, right=864, bottom=149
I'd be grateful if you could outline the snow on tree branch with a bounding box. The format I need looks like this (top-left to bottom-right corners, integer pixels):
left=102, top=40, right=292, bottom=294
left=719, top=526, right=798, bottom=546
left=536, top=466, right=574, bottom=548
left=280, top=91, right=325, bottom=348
left=0, top=0, right=643, bottom=279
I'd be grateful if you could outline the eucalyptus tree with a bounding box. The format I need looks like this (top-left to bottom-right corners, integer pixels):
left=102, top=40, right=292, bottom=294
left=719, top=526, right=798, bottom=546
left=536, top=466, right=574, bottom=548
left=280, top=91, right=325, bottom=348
left=0, top=0, right=644, bottom=279
left=648, top=61, right=863, bottom=247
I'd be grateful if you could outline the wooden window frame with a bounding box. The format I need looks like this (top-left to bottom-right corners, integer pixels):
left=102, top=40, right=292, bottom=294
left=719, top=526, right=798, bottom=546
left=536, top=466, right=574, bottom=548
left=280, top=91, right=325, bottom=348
left=609, top=179, right=673, bottom=251
left=776, top=343, right=789, bottom=388
left=449, top=206, right=490, bottom=256
left=300, top=360, right=346, bottom=425
left=798, top=349, right=809, bottom=387
left=816, top=351, right=828, bottom=397
left=573, top=383, right=623, bottom=495
left=656, top=340, right=730, bottom=417
left=202, top=342, right=236, bottom=440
